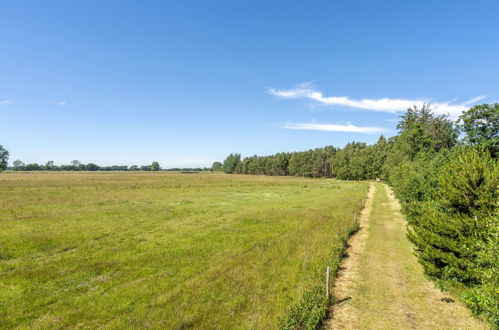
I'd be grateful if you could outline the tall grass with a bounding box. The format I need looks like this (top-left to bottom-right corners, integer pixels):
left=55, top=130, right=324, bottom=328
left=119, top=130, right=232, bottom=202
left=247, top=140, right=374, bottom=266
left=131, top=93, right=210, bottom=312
left=0, top=172, right=367, bottom=328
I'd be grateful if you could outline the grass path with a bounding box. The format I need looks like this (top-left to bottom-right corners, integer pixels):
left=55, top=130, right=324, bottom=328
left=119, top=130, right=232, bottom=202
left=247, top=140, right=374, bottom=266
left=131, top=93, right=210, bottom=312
left=325, top=183, right=489, bottom=330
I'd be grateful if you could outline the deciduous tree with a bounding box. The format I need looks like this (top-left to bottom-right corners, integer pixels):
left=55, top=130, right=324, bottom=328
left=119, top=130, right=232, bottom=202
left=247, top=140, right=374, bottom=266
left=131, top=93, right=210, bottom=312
left=0, top=145, right=9, bottom=171
left=211, top=161, right=222, bottom=171
left=151, top=161, right=160, bottom=171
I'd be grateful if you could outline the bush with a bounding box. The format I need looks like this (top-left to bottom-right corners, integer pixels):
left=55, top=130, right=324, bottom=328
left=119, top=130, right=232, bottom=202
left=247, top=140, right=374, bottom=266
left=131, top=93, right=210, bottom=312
left=402, top=147, right=498, bottom=325
left=462, top=214, right=499, bottom=327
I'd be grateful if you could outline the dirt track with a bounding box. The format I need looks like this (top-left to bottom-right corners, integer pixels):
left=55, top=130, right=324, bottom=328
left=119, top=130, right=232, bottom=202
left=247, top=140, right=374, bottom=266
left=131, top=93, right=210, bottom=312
left=325, top=183, right=489, bottom=330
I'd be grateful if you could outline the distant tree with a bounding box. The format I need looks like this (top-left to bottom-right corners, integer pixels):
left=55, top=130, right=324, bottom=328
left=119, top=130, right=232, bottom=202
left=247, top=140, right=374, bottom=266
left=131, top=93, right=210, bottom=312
left=333, top=142, right=369, bottom=180
left=396, top=104, right=458, bottom=159
left=13, top=159, right=24, bottom=171
left=287, top=152, right=302, bottom=176
left=45, top=160, right=55, bottom=170
left=269, top=152, right=289, bottom=176
left=100, top=165, right=128, bottom=171
left=86, top=163, right=99, bottom=171
left=58, top=165, right=69, bottom=171
left=222, top=153, right=241, bottom=174
left=151, top=161, right=160, bottom=171
left=383, top=104, right=458, bottom=183
left=71, top=160, right=81, bottom=170
left=211, top=161, right=222, bottom=171
left=458, top=103, right=499, bottom=156
left=129, top=165, right=138, bottom=171
left=25, top=163, right=40, bottom=171
left=0, top=145, right=9, bottom=171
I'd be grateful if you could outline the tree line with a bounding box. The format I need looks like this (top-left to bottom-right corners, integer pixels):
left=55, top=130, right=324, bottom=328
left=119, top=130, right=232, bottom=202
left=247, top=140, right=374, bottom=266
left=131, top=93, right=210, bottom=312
left=217, top=137, right=390, bottom=180
left=218, top=103, right=498, bottom=326
left=0, top=157, right=212, bottom=172
left=0, top=159, right=162, bottom=171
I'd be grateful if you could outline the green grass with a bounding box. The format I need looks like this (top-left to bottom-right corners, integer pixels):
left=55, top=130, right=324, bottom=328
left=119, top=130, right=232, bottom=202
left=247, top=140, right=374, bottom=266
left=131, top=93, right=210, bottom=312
left=329, top=183, right=489, bottom=329
left=0, top=172, right=367, bottom=329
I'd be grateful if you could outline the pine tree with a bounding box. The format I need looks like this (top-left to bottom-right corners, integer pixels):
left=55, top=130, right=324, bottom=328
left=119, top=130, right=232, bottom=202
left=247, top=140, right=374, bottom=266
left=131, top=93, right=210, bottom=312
left=407, top=147, right=498, bottom=284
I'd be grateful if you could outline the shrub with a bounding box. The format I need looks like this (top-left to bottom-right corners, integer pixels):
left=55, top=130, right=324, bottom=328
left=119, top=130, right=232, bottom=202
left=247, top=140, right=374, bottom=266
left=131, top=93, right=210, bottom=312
left=404, top=147, right=498, bottom=325
left=463, top=214, right=499, bottom=328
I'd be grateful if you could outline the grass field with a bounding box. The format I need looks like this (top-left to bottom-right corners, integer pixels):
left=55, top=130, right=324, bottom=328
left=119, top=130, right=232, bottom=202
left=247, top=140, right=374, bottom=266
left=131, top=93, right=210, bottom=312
left=0, top=172, right=367, bottom=329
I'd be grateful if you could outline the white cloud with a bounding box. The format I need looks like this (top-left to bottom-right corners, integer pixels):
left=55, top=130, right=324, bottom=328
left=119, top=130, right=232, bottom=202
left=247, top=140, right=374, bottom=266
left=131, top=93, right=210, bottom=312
left=54, top=101, right=66, bottom=106
left=280, top=122, right=387, bottom=134
left=0, top=100, right=11, bottom=105
left=268, top=83, right=485, bottom=118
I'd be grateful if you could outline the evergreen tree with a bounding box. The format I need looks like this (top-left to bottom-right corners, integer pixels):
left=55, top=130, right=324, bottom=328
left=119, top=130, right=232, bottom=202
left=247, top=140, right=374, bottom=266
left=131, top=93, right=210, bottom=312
left=407, top=148, right=498, bottom=284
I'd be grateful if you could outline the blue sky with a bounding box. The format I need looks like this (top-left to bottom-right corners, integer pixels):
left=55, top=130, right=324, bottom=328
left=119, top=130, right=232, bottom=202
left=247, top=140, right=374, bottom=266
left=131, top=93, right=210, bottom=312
left=1, top=1, right=498, bottom=167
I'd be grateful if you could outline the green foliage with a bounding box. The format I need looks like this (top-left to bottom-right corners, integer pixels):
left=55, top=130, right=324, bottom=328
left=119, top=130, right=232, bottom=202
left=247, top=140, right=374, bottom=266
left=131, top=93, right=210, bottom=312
left=462, top=213, right=499, bottom=328
left=71, top=160, right=81, bottom=168
left=387, top=151, right=448, bottom=205
left=8, top=160, right=135, bottom=171
left=281, top=285, right=327, bottom=330
left=388, top=107, right=498, bottom=327
left=404, top=147, right=498, bottom=325
left=151, top=161, right=160, bottom=171
left=458, top=103, right=499, bottom=156
left=332, top=142, right=367, bottom=180
left=222, top=153, right=241, bottom=173
left=0, top=145, right=9, bottom=171
left=436, top=148, right=497, bottom=217
left=12, top=159, right=24, bottom=171
left=396, top=103, right=458, bottom=156
left=211, top=161, right=222, bottom=171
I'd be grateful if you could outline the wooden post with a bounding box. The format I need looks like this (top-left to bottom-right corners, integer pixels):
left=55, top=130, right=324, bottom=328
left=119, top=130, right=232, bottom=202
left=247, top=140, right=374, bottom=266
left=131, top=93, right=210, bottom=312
left=354, top=212, right=357, bottom=225
left=326, top=266, right=330, bottom=298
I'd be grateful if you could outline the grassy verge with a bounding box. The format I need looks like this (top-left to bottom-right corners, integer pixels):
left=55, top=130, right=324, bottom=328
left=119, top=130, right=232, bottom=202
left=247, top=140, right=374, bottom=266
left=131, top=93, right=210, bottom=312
left=0, top=172, right=368, bottom=328
left=281, top=185, right=369, bottom=330
left=281, top=225, right=359, bottom=329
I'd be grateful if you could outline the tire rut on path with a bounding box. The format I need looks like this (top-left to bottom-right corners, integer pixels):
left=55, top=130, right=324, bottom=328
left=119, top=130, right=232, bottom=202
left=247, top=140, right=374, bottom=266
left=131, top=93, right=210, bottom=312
left=324, top=183, right=489, bottom=330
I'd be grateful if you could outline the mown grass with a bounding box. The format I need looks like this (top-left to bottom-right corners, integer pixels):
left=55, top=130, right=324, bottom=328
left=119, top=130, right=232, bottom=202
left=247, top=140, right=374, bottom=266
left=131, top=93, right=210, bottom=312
left=329, top=184, right=489, bottom=329
left=0, top=172, right=367, bottom=329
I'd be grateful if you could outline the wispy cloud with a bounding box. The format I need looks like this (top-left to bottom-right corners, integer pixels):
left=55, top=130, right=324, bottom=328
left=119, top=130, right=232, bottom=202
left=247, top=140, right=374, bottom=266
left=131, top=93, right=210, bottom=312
left=268, top=83, right=485, bottom=118
left=0, top=100, right=11, bottom=105
left=54, top=101, right=66, bottom=106
left=280, top=122, right=387, bottom=134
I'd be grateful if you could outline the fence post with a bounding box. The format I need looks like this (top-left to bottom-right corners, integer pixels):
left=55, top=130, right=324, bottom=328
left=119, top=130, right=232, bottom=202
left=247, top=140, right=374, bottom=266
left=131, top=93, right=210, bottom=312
left=354, top=212, right=357, bottom=225
left=326, top=266, right=330, bottom=299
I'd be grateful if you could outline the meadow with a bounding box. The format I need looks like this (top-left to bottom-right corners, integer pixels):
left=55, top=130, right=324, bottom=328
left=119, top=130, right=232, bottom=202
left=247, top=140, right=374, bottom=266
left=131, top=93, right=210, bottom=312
left=0, top=172, right=368, bottom=329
